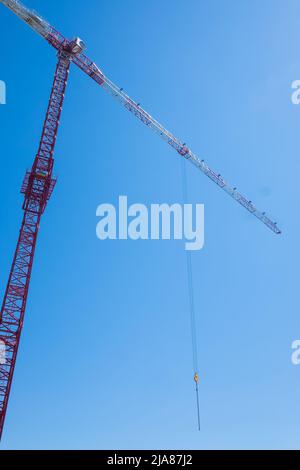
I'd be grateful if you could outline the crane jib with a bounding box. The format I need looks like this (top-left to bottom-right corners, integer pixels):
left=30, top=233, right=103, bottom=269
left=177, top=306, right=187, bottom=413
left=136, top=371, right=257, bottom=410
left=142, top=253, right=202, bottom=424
left=0, top=0, right=281, bottom=235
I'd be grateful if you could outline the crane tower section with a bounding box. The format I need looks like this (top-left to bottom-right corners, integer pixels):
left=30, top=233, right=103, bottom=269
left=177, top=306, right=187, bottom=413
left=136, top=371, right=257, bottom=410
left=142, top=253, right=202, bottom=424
left=0, top=53, right=70, bottom=439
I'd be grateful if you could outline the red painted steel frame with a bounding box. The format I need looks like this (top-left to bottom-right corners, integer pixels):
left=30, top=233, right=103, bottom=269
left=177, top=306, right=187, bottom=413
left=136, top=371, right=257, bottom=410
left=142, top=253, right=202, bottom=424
left=0, top=53, right=70, bottom=439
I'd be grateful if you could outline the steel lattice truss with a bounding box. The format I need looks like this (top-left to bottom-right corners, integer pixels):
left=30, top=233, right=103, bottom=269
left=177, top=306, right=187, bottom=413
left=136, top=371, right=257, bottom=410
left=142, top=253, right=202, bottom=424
left=0, top=54, right=70, bottom=437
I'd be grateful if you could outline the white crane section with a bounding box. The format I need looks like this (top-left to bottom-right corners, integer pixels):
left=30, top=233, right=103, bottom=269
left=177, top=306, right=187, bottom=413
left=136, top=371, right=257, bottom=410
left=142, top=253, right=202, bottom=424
left=73, top=53, right=281, bottom=234
left=0, top=0, right=50, bottom=38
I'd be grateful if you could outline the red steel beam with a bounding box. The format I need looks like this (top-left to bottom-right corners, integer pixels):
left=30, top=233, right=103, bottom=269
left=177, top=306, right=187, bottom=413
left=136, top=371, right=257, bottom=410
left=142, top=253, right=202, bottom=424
left=0, top=53, right=70, bottom=439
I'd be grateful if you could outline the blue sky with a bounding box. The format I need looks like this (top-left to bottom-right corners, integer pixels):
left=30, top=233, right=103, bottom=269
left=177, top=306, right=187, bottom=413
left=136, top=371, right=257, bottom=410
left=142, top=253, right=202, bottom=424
left=0, top=0, right=299, bottom=450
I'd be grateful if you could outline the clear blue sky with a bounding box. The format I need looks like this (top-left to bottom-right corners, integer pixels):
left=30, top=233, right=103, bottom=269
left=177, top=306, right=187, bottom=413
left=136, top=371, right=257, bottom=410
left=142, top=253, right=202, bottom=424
left=0, top=0, right=298, bottom=450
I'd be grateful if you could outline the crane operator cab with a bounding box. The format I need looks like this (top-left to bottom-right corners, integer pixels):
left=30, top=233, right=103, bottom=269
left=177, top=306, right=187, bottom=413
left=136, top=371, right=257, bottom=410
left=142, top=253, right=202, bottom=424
left=69, top=37, right=86, bottom=55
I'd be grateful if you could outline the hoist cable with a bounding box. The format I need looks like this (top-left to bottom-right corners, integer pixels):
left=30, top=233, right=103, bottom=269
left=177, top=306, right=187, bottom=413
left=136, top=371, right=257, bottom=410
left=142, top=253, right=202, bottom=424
left=181, top=158, right=201, bottom=431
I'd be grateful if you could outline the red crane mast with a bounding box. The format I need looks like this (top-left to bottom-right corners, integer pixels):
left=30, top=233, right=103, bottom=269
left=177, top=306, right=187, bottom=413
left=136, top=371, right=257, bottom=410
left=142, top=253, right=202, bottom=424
left=0, top=52, right=71, bottom=438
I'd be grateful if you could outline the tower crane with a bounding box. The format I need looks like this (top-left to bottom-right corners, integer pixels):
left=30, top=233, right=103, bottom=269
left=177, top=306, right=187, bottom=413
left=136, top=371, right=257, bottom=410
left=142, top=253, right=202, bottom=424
left=0, top=0, right=281, bottom=440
